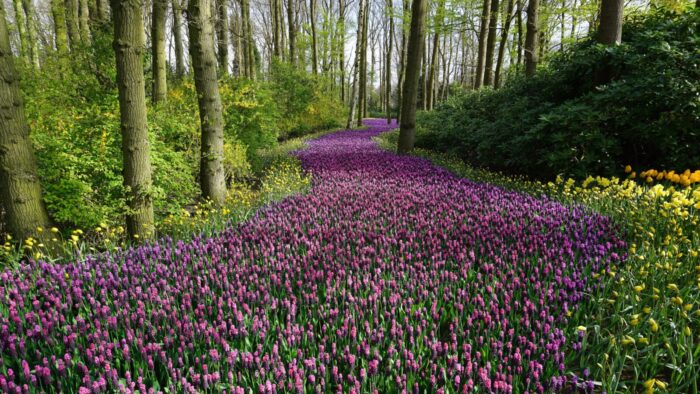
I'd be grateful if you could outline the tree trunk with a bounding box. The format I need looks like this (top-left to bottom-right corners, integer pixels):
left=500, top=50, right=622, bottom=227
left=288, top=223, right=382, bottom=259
left=396, top=0, right=409, bottom=123
left=287, top=0, right=296, bottom=65
left=397, top=0, right=427, bottom=154
left=0, top=3, right=52, bottom=243
left=309, top=0, right=318, bottom=74
left=483, top=0, right=499, bottom=86
left=356, top=0, right=368, bottom=126
left=12, top=0, right=29, bottom=64
left=494, top=0, right=515, bottom=87
left=241, top=0, right=255, bottom=79
left=216, top=0, right=229, bottom=74
left=271, top=0, right=282, bottom=58
left=346, top=0, right=364, bottom=129
left=172, top=0, right=186, bottom=77
left=151, top=0, right=167, bottom=103
left=474, top=0, right=491, bottom=88
left=96, top=0, right=109, bottom=23
left=65, top=0, right=81, bottom=49
left=385, top=0, right=394, bottom=124
left=79, top=0, right=90, bottom=43
left=338, top=0, right=345, bottom=101
left=51, top=0, right=70, bottom=59
left=188, top=0, right=227, bottom=206
left=426, top=0, right=444, bottom=111
left=111, top=0, right=155, bottom=240
left=21, top=0, right=39, bottom=68
left=598, top=0, right=623, bottom=45
left=516, top=0, right=523, bottom=70
left=524, top=0, right=539, bottom=77
left=231, top=4, right=242, bottom=75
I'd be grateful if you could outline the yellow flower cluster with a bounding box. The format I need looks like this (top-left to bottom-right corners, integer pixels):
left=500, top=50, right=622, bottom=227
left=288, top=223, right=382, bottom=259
left=626, top=165, right=700, bottom=188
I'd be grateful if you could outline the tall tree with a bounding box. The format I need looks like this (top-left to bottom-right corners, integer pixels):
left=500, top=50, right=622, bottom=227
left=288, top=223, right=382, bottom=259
left=287, top=0, right=296, bottom=64
left=598, top=0, right=623, bottom=45
left=524, top=0, right=539, bottom=76
left=337, top=0, right=345, bottom=101
left=215, top=0, right=229, bottom=73
left=51, top=0, right=69, bottom=58
left=356, top=0, right=369, bottom=125
left=385, top=0, right=394, bottom=123
left=0, top=2, right=52, bottom=242
left=494, top=0, right=515, bottom=87
left=346, top=0, right=365, bottom=128
left=79, top=0, right=91, bottom=43
left=309, top=0, right=318, bottom=74
left=396, top=0, right=409, bottom=123
left=397, top=0, right=427, bottom=154
left=172, top=0, right=186, bottom=77
left=65, top=0, right=81, bottom=49
left=474, top=0, right=491, bottom=88
left=271, top=0, right=282, bottom=58
left=188, top=0, right=227, bottom=206
left=241, top=0, right=255, bottom=79
left=21, top=0, right=39, bottom=68
left=426, top=0, right=445, bottom=110
left=12, top=0, right=29, bottom=64
left=111, top=0, right=155, bottom=240
left=483, top=0, right=500, bottom=86
left=152, top=0, right=167, bottom=103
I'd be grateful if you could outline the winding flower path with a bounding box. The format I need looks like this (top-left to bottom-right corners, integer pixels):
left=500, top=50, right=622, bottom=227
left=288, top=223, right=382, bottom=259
left=1, top=120, right=624, bottom=393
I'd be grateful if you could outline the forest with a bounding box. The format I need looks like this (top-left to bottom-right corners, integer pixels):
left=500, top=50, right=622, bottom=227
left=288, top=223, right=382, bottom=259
left=0, top=0, right=699, bottom=392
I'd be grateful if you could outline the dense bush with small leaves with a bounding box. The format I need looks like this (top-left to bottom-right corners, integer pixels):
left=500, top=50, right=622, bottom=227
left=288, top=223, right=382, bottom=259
left=419, top=8, right=700, bottom=180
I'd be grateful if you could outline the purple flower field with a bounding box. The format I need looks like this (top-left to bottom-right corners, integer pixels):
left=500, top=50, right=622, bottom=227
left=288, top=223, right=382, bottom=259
left=0, top=119, right=625, bottom=393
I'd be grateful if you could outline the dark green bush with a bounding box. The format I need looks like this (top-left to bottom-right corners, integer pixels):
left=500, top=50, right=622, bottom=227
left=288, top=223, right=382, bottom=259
left=419, top=8, right=700, bottom=180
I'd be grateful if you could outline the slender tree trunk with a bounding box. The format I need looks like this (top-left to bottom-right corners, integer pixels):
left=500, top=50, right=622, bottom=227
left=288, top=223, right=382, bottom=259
left=287, top=0, right=296, bottom=65
left=524, top=0, right=539, bottom=77
left=173, top=0, right=186, bottom=77
left=231, top=4, right=243, bottom=75
left=516, top=0, right=523, bottom=70
left=397, top=0, right=409, bottom=123
left=494, top=0, right=515, bottom=87
left=598, top=0, right=623, bottom=45
left=111, top=0, right=155, bottom=240
left=271, top=0, right=282, bottom=58
left=215, top=0, right=229, bottom=74
left=65, top=0, right=81, bottom=49
left=385, top=0, right=394, bottom=123
left=347, top=0, right=365, bottom=128
left=0, top=3, right=52, bottom=243
left=426, top=0, right=444, bottom=111
left=51, top=0, right=70, bottom=59
left=483, top=0, right=500, bottom=86
left=241, top=0, right=255, bottom=79
left=188, top=0, right=227, bottom=206
left=474, top=0, right=491, bottom=88
left=397, top=0, right=427, bottom=154
left=79, top=0, right=90, bottom=43
left=309, top=0, right=318, bottom=74
left=356, top=0, right=368, bottom=126
left=338, top=0, right=345, bottom=101
left=12, top=0, right=29, bottom=64
left=151, top=0, right=167, bottom=103
left=96, top=0, right=108, bottom=23
left=21, top=0, right=39, bottom=68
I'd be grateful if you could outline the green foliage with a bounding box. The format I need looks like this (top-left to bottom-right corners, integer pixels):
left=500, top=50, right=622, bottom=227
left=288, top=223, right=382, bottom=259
left=419, top=8, right=700, bottom=180
left=269, top=60, right=345, bottom=139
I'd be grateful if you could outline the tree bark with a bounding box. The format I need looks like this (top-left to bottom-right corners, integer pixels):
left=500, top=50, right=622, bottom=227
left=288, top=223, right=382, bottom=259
left=397, top=0, right=427, bottom=154
left=494, top=0, right=515, bottom=87
left=396, top=0, right=409, bottom=123
left=12, top=0, right=29, bottom=64
left=427, top=0, right=444, bottom=110
left=216, top=0, right=229, bottom=73
left=111, top=0, right=155, bottom=240
left=346, top=0, right=364, bottom=129
left=21, top=0, right=39, bottom=68
left=338, top=0, right=345, bottom=101
left=483, top=0, right=499, bottom=86
left=188, top=0, right=227, bottom=206
left=474, top=0, right=491, bottom=88
left=287, top=0, right=296, bottom=65
left=241, top=0, right=255, bottom=79
left=65, top=0, right=81, bottom=49
left=51, top=0, right=70, bottom=59
left=0, top=3, right=52, bottom=243
left=356, top=0, right=368, bottom=126
left=271, top=0, right=282, bottom=58
left=309, top=0, right=318, bottom=74
left=151, top=0, right=167, bottom=103
left=79, top=0, right=91, bottom=43
left=524, top=0, right=539, bottom=77
left=172, top=0, right=186, bottom=77
left=598, top=0, right=623, bottom=45
left=385, top=0, right=394, bottom=123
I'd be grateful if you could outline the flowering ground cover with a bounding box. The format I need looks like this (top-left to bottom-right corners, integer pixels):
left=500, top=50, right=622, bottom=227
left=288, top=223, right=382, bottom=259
left=0, top=119, right=625, bottom=392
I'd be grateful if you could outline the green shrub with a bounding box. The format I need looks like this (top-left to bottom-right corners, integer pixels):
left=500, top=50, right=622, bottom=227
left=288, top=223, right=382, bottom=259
left=419, top=8, right=700, bottom=180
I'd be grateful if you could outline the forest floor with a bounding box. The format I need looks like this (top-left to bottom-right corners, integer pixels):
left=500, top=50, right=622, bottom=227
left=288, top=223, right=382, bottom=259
left=0, top=119, right=625, bottom=392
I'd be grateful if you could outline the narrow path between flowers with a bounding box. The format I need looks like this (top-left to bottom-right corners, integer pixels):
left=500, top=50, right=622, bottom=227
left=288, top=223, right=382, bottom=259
left=1, top=119, right=625, bottom=393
